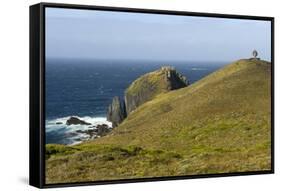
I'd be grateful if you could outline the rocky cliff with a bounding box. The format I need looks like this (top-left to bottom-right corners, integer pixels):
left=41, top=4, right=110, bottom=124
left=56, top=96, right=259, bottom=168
left=125, top=66, right=188, bottom=114
left=107, top=66, right=188, bottom=126
left=106, top=96, right=126, bottom=127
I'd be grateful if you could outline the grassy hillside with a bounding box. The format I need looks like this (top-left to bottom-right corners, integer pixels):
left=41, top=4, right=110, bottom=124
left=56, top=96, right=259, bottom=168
left=126, top=66, right=186, bottom=96
left=46, top=59, right=272, bottom=184
left=126, top=68, right=171, bottom=96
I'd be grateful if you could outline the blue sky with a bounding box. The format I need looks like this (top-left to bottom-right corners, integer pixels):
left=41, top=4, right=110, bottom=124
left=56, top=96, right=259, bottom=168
left=46, top=8, right=271, bottom=62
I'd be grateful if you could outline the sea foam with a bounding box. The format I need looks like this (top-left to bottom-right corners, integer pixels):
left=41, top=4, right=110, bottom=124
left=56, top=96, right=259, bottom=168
left=45, top=116, right=112, bottom=145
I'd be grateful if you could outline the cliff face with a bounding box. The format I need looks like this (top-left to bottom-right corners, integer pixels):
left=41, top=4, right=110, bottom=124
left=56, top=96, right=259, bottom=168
left=107, top=96, right=126, bottom=127
left=107, top=66, right=188, bottom=127
left=125, top=66, right=188, bottom=114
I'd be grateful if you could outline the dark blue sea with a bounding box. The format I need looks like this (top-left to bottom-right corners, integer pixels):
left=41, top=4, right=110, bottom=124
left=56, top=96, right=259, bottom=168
left=45, top=59, right=225, bottom=145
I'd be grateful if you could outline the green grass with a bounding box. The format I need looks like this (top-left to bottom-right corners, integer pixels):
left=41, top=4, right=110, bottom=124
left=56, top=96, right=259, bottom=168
left=46, top=59, right=271, bottom=184
left=46, top=144, right=182, bottom=183
left=45, top=144, right=78, bottom=159
left=125, top=69, right=170, bottom=96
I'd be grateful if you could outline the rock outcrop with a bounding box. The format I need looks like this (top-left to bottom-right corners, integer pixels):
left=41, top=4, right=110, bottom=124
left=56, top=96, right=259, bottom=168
left=107, top=66, right=188, bottom=127
left=107, top=96, right=127, bottom=127
left=162, top=66, right=188, bottom=90
left=75, top=124, right=111, bottom=138
left=66, top=116, right=91, bottom=126
left=95, top=124, right=111, bottom=136
left=125, top=66, right=188, bottom=114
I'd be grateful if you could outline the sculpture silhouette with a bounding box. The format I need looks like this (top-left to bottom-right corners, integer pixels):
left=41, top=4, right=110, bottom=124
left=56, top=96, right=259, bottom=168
left=252, top=50, right=258, bottom=58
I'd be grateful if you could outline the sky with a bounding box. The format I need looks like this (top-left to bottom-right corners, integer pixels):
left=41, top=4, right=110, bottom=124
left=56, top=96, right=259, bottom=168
left=46, top=7, right=271, bottom=63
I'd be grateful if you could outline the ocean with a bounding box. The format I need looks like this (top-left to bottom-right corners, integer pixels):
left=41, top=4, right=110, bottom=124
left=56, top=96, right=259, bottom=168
left=45, top=59, right=225, bottom=145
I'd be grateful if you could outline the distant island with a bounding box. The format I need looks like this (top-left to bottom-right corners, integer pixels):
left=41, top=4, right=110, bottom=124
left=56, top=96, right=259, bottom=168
left=45, top=58, right=271, bottom=184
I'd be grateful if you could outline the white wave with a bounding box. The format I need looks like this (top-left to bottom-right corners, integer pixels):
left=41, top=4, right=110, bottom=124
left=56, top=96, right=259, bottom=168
left=68, top=132, right=91, bottom=146
left=191, top=67, right=207, bottom=71
left=46, top=115, right=112, bottom=133
left=46, top=115, right=113, bottom=145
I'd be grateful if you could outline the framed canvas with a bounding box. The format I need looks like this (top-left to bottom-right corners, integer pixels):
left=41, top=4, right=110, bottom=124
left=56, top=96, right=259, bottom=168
left=29, top=2, right=274, bottom=188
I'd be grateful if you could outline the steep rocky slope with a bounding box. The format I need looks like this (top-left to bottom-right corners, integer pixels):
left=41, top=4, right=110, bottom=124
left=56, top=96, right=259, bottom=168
left=107, top=96, right=127, bottom=127
left=107, top=66, right=188, bottom=126
left=125, top=66, right=188, bottom=114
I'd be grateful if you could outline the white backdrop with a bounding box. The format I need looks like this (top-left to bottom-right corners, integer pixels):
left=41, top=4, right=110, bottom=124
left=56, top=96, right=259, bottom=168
left=0, top=0, right=279, bottom=190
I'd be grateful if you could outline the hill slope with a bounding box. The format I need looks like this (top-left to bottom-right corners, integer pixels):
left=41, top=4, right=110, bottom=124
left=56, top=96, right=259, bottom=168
left=46, top=59, right=271, bottom=183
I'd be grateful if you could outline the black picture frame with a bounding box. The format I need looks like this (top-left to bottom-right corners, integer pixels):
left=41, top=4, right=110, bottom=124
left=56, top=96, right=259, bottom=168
left=30, top=2, right=275, bottom=189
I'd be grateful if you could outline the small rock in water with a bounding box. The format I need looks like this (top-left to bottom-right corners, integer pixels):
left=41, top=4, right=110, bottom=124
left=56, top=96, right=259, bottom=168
left=55, top=122, right=63, bottom=125
left=66, top=116, right=91, bottom=126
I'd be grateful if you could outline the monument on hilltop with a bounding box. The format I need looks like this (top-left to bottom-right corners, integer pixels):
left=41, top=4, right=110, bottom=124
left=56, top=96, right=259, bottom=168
left=251, top=50, right=260, bottom=60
